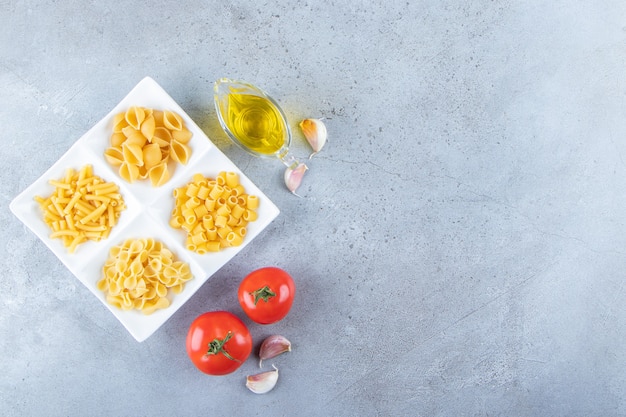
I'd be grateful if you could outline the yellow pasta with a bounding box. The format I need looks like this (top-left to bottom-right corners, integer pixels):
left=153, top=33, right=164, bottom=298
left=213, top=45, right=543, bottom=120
left=122, top=142, right=143, bottom=166
left=170, top=140, right=191, bottom=165
left=185, top=183, right=199, bottom=198
left=169, top=215, right=184, bottom=228
left=243, top=209, right=258, bottom=222
left=205, top=241, right=221, bottom=252
left=204, top=198, right=216, bottom=212
left=185, top=196, right=201, bottom=209
left=119, top=161, right=140, bottom=183
left=163, top=110, right=183, bottom=131
left=192, top=204, right=208, bottom=219
left=226, top=232, right=243, bottom=247
left=34, top=165, right=126, bottom=253
left=225, top=172, right=239, bottom=188
left=208, top=185, right=223, bottom=200
left=206, top=228, right=217, bottom=241
left=142, top=143, right=162, bottom=169
left=140, top=114, right=155, bottom=140
left=214, top=215, right=227, bottom=228
left=125, top=106, right=145, bottom=129
left=172, top=128, right=193, bottom=144
left=246, top=195, right=259, bottom=210
left=97, top=238, right=193, bottom=314
left=170, top=171, right=259, bottom=253
left=191, top=232, right=207, bottom=245
left=152, top=127, right=172, bottom=147
left=105, top=107, right=192, bottom=186
left=230, top=204, right=245, bottom=219
left=196, top=185, right=210, bottom=200
left=148, top=162, right=169, bottom=187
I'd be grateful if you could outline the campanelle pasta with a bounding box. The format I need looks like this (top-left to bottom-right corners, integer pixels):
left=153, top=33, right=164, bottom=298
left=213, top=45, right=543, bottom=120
left=105, top=106, right=193, bottom=187
left=97, top=237, right=193, bottom=314
left=34, top=165, right=126, bottom=253
left=170, top=172, right=259, bottom=253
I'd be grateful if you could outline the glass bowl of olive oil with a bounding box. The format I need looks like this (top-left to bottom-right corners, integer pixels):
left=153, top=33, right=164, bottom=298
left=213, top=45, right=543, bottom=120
left=214, top=78, right=300, bottom=169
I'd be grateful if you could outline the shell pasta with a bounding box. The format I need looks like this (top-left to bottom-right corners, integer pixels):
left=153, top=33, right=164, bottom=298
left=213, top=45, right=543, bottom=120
left=105, top=107, right=193, bottom=186
left=34, top=165, right=126, bottom=253
left=97, top=238, right=193, bottom=314
left=170, top=172, right=259, bottom=253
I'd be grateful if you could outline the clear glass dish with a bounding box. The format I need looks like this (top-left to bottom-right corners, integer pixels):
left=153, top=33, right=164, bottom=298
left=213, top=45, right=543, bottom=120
left=214, top=78, right=302, bottom=169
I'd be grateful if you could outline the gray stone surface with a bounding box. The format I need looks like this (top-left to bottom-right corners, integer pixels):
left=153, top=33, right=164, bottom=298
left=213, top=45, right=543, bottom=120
left=2, top=1, right=626, bottom=415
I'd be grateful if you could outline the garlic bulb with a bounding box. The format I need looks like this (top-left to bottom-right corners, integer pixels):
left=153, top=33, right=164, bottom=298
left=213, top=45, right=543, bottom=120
left=259, top=335, right=292, bottom=368
left=284, top=163, right=308, bottom=196
left=299, top=118, right=327, bottom=158
left=246, top=365, right=279, bottom=394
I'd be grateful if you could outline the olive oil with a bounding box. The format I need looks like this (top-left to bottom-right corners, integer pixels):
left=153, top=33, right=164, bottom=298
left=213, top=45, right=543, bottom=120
left=221, top=93, right=287, bottom=155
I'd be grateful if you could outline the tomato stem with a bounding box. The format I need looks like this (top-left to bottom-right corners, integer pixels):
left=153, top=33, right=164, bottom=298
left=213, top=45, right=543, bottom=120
left=205, top=331, right=241, bottom=362
left=250, top=285, right=276, bottom=305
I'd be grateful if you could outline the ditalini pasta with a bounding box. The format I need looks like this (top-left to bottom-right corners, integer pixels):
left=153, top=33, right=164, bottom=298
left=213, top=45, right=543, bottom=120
left=97, top=238, right=193, bottom=314
left=170, top=172, right=259, bottom=253
left=105, top=106, right=193, bottom=186
left=34, top=165, right=126, bottom=253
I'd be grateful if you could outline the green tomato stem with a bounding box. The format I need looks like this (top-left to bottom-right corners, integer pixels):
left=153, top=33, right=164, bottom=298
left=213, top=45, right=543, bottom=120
left=205, top=331, right=240, bottom=362
left=250, top=285, right=276, bottom=305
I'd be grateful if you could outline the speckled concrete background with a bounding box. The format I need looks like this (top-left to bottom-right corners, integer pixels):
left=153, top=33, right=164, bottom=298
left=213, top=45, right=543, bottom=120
left=2, top=1, right=626, bottom=416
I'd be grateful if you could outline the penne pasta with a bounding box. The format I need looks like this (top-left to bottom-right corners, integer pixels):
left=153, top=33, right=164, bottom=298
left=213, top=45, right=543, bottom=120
left=34, top=165, right=126, bottom=253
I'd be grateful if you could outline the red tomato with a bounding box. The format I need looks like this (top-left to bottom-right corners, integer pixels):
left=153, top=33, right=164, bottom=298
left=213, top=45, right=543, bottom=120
left=238, top=267, right=296, bottom=324
left=186, top=311, right=252, bottom=375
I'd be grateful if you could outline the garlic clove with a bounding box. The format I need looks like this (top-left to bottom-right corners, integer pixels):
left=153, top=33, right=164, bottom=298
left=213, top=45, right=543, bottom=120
left=284, top=163, right=308, bottom=196
left=259, top=335, right=292, bottom=368
left=299, top=118, right=327, bottom=158
left=246, top=365, right=279, bottom=394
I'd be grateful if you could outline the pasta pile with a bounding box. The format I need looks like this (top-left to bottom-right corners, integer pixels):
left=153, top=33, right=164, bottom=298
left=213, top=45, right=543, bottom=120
left=97, top=238, right=193, bottom=314
left=170, top=171, right=259, bottom=254
left=104, top=106, right=193, bottom=186
left=34, top=165, right=126, bottom=253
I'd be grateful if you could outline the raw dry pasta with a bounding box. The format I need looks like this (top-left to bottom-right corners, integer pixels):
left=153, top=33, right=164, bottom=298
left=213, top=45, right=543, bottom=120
left=105, top=106, right=193, bottom=186
left=97, top=237, right=193, bottom=314
left=170, top=172, right=259, bottom=253
left=34, top=165, right=126, bottom=253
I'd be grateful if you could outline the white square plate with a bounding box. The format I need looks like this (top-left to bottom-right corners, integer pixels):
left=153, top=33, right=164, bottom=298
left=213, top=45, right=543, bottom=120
left=10, top=77, right=280, bottom=342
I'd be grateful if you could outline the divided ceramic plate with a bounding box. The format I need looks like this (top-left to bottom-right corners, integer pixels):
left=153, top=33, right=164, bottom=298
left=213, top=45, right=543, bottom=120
left=10, top=77, right=280, bottom=342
